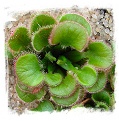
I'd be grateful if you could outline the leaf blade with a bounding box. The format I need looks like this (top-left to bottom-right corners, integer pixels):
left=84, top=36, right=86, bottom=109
left=15, top=54, right=44, bottom=87
left=49, top=21, right=88, bottom=51
left=51, top=87, right=82, bottom=106
left=31, top=100, right=54, bottom=112
left=32, top=26, right=53, bottom=52
left=86, top=72, right=107, bottom=93
left=75, top=65, right=97, bottom=87
left=49, top=73, right=77, bottom=97
left=16, top=84, right=46, bottom=103
left=8, top=27, right=31, bottom=51
left=86, top=42, right=113, bottom=69
left=92, top=90, right=111, bottom=106
left=30, top=14, right=56, bottom=33
left=45, top=73, right=62, bottom=87
left=59, top=13, right=91, bottom=35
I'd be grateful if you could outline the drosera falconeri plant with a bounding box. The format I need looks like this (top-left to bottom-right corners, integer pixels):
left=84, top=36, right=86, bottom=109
left=6, top=12, right=115, bottom=112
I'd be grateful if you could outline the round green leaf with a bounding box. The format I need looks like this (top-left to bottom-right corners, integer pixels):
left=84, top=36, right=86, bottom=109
left=59, top=13, right=91, bottom=35
left=45, top=73, right=62, bottom=87
left=92, top=90, right=111, bottom=106
left=86, top=42, right=113, bottom=69
left=15, top=54, right=44, bottom=87
left=76, top=65, right=97, bottom=87
left=30, top=14, right=56, bottom=33
left=16, top=84, right=46, bottom=103
left=49, top=73, right=77, bottom=97
left=17, top=81, right=32, bottom=92
left=49, top=21, right=88, bottom=51
left=86, top=72, right=107, bottom=93
left=31, top=100, right=54, bottom=112
left=32, top=26, right=53, bottom=52
left=8, top=27, right=31, bottom=51
left=51, top=87, right=80, bottom=107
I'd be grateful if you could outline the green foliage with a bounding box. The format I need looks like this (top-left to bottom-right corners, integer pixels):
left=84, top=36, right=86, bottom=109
left=59, top=13, right=91, bottom=35
left=17, top=81, right=32, bottom=92
left=108, top=64, right=115, bottom=90
left=86, top=72, right=107, bottom=93
left=64, top=50, right=83, bottom=62
left=30, top=14, right=56, bottom=33
left=57, top=56, right=76, bottom=71
left=85, top=42, right=113, bottom=69
left=45, top=73, right=62, bottom=87
left=8, top=27, right=31, bottom=51
left=75, top=65, right=97, bottom=87
left=49, top=73, right=77, bottom=97
left=31, top=100, right=54, bottom=112
left=7, top=12, right=115, bottom=112
left=45, top=52, right=56, bottom=63
left=92, top=90, right=111, bottom=110
left=15, top=54, right=44, bottom=87
left=16, top=84, right=46, bottom=102
left=51, top=87, right=80, bottom=106
left=49, top=21, right=88, bottom=51
left=32, top=26, right=53, bottom=52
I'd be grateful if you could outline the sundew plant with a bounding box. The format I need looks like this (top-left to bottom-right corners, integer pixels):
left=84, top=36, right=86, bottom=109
left=6, top=13, right=115, bottom=112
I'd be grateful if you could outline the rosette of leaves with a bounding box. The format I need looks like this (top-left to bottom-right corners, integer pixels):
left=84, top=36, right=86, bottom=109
left=6, top=13, right=115, bottom=112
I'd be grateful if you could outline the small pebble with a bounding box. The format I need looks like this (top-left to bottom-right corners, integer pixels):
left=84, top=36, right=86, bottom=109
left=96, top=27, right=100, bottom=32
left=9, top=87, right=14, bottom=91
left=9, top=76, right=15, bottom=84
left=7, top=23, right=13, bottom=29
left=109, top=31, right=113, bottom=37
left=103, top=21, right=109, bottom=27
left=91, top=18, right=96, bottom=22
left=105, top=13, right=109, bottom=19
left=9, top=93, right=13, bottom=98
left=93, top=31, right=97, bottom=35
left=18, top=22, right=23, bottom=27
left=99, top=14, right=104, bottom=19
left=109, top=18, right=113, bottom=24
left=105, top=28, right=110, bottom=34
left=92, top=14, right=97, bottom=19
left=100, top=10, right=105, bottom=15
left=13, top=93, right=17, bottom=99
left=96, top=22, right=99, bottom=25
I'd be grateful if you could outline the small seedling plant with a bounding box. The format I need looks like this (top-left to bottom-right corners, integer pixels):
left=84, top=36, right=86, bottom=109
left=6, top=13, right=115, bottom=112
